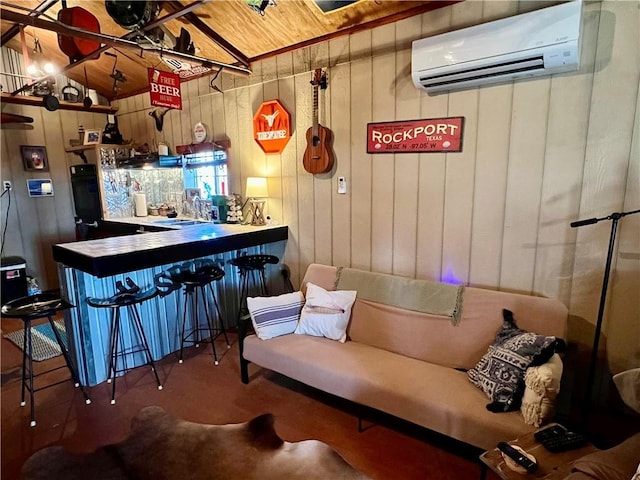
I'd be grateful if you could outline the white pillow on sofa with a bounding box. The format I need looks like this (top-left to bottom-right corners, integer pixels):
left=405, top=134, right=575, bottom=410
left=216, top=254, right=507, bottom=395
left=247, top=291, right=305, bottom=340
left=294, top=282, right=357, bottom=343
left=520, top=353, right=563, bottom=427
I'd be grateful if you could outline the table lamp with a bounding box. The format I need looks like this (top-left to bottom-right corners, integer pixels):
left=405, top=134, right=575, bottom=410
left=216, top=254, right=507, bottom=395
left=245, top=177, right=268, bottom=226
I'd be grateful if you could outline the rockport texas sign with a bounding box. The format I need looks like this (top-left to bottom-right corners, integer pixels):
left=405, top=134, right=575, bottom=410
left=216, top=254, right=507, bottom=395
left=367, top=117, right=464, bottom=154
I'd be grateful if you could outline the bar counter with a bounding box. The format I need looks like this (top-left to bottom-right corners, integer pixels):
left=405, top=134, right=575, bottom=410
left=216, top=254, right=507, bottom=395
left=53, top=223, right=288, bottom=278
left=54, top=223, right=288, bottom=386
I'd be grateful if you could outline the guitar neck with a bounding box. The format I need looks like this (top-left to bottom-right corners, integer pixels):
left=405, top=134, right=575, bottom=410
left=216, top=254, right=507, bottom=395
left=312, top=84, right=319, bottom=135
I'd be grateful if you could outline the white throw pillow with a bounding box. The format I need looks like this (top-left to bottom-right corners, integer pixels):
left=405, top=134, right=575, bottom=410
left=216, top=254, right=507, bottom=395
left=520, top=353, right=563, bottom=427
left=247, top=291, right=305, bottom=340
left=294, top=282, right=357, bottom=343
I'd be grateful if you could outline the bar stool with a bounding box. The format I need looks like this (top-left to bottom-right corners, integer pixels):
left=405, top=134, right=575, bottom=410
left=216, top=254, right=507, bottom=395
left=1, top=291, right=91, bottom=427
left=86, top=278, right=162, bottom=404
left=229, top=254, right=279, bottom=326
left=175, top=259, right=230, bottom=365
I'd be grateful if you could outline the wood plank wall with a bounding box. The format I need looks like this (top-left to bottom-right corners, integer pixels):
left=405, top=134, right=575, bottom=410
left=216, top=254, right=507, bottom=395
left=112, top=0, right=639, bottom=379
left=1, top=1, right=638, bottom=406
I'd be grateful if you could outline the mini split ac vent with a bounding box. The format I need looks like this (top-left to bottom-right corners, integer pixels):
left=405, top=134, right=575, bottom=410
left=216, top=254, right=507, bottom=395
left=412, top=1, right=582, bottom=94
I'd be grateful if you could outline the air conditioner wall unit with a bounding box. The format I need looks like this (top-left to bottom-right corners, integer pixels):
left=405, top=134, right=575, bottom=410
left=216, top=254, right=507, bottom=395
left=412, top=1, right=582, bottom=94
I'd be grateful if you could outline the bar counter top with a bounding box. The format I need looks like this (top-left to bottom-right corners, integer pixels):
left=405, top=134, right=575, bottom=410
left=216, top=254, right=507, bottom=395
left=53, top=223, right=288, bottom=278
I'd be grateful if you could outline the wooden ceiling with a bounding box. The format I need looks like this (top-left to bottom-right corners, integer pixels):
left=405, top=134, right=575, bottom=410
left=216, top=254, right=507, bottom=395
left=0, top=0, right=455, bottom=101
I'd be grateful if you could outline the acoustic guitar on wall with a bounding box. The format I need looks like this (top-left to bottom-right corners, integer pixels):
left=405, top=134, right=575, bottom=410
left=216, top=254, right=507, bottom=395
left=303, top=68, right=334, bottom=174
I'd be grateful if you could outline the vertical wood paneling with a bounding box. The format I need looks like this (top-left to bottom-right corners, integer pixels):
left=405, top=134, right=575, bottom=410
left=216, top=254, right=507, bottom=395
left=441, top=1, right=483, bottom=286
left=414, top=7, right=451, bottom=283
left=222, top=73, right=241, bottom=194
left=330, top=60, right=351, bottom=267
left=501, top=80, right=551, bottom=293
left=294, top=71, right=315, bottom=275
left=468, top=84, right=512, bottom=289
left=570, top=0, right=640, bottom=328
left=312, top=67, right=333, bottom=267
left=392, top=16, right=422, bottom=278
left=370, top=23, right=396, bottom=275
left=607, top=80, right=640, bottom=374
left=533, top=0, right=600, bottom=303
left=467, top=1, right=516, bottom=290
left=349, top=30, right=373, bottom=271
left=278, top=73, right=299, bottom=282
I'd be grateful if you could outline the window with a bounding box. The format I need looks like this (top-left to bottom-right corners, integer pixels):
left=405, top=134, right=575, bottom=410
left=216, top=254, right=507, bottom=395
left=182, top=150, right=228, bottom=198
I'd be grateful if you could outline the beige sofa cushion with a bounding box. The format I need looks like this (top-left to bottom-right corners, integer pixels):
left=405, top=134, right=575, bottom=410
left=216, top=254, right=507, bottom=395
left=243, top=333, right=536, bottom=450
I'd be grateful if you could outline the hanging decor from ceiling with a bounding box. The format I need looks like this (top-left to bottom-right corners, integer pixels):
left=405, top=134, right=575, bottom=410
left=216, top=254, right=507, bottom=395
left=366, top=117, right=465, bottom=154
left=253, top=100, right=292, bottom=154
left=148, top=68, right=182, bottom=110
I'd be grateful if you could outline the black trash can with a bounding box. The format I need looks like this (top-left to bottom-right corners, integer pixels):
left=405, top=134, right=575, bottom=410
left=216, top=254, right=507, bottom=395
left=1, top=256, right=27, bottom=307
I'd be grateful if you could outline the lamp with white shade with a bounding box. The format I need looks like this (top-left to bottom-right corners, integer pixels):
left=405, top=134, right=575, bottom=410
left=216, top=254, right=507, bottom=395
left=245, top=177, right=268, bottom=226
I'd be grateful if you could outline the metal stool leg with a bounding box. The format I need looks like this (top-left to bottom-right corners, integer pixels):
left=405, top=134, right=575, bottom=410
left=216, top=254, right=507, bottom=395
left=199, top=287, right=219, bottom=365
left=46, top=315, right=91, bottom=404
left=23, top=318, right=37, bottom=426
left=208, top=283, right=230, bottom=349
left=20, top=318, right=29, bottom=410
left=109, top=308, right=122, bottom=404
left=178, top=290, right=190, bottom=363
left=128, top=305, right=162, bottom=390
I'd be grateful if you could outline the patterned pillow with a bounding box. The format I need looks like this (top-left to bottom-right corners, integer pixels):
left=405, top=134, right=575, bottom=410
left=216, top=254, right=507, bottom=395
left=467, top=309, right=557, bottom=412
left=247, top=291, right=305, bottom=340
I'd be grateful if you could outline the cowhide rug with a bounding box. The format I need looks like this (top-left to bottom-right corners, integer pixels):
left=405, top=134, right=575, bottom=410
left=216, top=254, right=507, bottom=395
left=21, top=406, right=370, bottom=480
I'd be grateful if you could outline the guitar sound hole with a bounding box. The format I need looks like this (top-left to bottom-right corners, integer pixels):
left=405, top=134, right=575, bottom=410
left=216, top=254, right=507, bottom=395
left=313, top=136, right=320, bottom=147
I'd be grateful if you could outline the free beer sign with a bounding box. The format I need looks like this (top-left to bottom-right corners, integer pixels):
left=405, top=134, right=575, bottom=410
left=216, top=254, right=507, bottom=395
left=148, top=68, right=182, bottom=110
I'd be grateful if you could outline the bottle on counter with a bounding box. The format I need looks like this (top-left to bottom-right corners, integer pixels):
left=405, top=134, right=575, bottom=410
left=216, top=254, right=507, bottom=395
left=27, top=277, right=41, bottom=296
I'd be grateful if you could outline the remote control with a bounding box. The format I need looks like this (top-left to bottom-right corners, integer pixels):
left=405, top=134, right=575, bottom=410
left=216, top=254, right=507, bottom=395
left=497, top=442, right=539, bottom=473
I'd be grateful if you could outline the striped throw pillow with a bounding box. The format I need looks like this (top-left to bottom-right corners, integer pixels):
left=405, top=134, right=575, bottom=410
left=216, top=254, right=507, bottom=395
left=247, top=291, right=305, bottom=340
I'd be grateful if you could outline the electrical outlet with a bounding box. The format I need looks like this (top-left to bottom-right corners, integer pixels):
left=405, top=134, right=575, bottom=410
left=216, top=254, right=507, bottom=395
left=3, top=181, right=11, bottom=191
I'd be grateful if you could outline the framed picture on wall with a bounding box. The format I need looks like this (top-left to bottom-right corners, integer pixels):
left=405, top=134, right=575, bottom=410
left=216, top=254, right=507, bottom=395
left=83, top=129, right=102, bottom=145
left=20, top=145, right=49, bottom=172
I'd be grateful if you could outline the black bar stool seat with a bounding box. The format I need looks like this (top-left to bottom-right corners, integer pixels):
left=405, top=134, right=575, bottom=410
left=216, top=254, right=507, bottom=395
left=171, top=259, right=230, bottom=366
left=229, top=254, right=279, bottom=326
left=87, top=280, right=163, bottom=404
left=1, top=290, right=91, bottom=427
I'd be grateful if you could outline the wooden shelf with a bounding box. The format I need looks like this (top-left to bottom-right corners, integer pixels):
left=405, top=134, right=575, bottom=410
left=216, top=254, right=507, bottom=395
left=65, top=145, right=94, bottom=152
left=0, top=93, right=117, bottom=113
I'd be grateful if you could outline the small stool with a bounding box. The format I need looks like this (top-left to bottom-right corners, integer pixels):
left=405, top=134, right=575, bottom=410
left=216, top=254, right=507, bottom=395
left=1, top=291, right=91, bottom=427
left=87, top=279, right=163, bottom=404
left=229, top=254, right=279, bottom=326
left=174, top=259, right=230, bottom=365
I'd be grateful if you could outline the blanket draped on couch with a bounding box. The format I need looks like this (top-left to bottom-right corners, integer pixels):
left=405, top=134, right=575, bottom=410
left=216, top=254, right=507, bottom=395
left=335, top=267, right=464, bottom=325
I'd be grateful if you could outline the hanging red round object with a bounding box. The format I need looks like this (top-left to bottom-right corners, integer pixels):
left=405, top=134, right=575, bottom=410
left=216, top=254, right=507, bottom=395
left=253, top=100, right=292, bottom=154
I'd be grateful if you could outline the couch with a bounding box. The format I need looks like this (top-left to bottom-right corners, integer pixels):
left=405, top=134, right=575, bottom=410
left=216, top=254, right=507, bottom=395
left=239, top=263, right=568, bottom=451
left=565, top=432, right=640, bottom=480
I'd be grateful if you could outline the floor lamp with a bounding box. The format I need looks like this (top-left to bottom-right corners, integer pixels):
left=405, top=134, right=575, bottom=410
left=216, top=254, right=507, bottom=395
left=571, top=208, right=640, bottom=430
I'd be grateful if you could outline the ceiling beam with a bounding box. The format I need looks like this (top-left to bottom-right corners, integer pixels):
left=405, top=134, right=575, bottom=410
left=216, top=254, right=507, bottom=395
left=53, top=0, right=216, bottom=80
left=1, top=7, right=251, bottom=94
left=0, top=0, right=58, bottom=46
left=164, top=0, right=249, bottom=67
